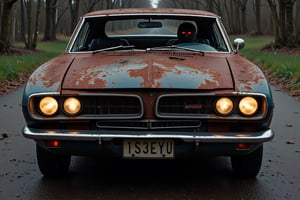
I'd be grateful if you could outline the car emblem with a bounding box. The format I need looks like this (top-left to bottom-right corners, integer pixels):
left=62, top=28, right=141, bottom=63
left=184, top=104, right=203, bottom=109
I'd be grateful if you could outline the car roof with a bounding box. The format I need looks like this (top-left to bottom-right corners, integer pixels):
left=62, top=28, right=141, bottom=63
left=83, top=8, right=219, bottom=18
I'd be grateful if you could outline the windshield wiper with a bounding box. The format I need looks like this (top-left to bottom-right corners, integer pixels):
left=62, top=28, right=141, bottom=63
left=148, top=45, right=204, bottom=54
left=92, top=45, right=135, bottom=54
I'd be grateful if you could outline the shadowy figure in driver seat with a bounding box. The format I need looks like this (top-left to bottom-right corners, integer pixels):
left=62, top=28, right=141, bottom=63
left=167, top=22, right=197, bottom=45
left=177, top=22, right=197, bottom=43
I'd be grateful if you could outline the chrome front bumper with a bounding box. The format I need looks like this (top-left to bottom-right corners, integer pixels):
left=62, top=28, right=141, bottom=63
left=23, top=126, right=274, bottom=143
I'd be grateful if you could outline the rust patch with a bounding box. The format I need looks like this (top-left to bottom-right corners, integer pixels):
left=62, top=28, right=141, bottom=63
left=127, top=55, right=223, bottom=89
left=62, top=53, right=233, bottom=90
left=227, top=54, right=267, bottom=92
left=28, top=54, right=74, bottom=91
left=66, top=56, right=147, bottom=88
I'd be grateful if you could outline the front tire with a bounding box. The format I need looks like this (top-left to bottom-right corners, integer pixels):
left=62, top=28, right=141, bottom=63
left=36, top=144, right=71, bottom=177
left=231, top=145, right=263, bottom=178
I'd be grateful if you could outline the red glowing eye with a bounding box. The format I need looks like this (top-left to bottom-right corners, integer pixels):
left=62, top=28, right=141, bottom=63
left=188, top=32, right=192, bottom=35
left=182, top=31, right=186, bottom=34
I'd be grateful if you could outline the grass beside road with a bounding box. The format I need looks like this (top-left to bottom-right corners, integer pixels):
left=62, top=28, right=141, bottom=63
left=238, top=36, right=300, bottom=92
left=0, top=40, right=68, bottom=82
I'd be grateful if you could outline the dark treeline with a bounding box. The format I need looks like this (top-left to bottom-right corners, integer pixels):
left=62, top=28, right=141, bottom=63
left=0, top=0, right=299, bottom=55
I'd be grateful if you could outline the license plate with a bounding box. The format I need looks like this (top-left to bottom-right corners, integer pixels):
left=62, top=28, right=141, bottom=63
left=123, top=139, right=174, bottom=158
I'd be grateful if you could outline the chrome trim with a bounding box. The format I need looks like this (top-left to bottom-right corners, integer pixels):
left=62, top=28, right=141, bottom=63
left=96, top=120, right=201, bottom=130
left=216, top=18, right=233, bottom=53
left=155, top=93, right=268, bottom=120
left=23, top=126, right=274, bottom=143
left=96, top=120, right=148, bottom=130
left=66, top=17, right=85, bottom=52
left=28, top=93, right=144, bottom=120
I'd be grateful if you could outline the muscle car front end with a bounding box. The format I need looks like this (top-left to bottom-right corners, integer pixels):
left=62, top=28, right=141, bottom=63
left=22, top=8, right=274, bottom=178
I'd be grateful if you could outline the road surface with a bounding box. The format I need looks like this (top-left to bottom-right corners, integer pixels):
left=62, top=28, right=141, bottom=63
left=0, top=86, right=300, bottom=200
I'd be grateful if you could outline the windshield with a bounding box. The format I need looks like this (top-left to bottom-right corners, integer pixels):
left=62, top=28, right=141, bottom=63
left=70, top=17, right=229, bottom=53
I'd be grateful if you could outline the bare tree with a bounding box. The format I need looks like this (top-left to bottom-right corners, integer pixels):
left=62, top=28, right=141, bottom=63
left=69, top=0, right=80, bottom=33
left=253, top=0, right=262, bottom=35
left=84, top=0, right=99, bottom=12
left=238, top=0, right=248, bottom=34
left=22, top=0, right=42, bottom=50
left=43, top=0, right=52, bottom=40
left=0, top=0, right=18, bottom=55
left=32, top=0, right=42, bottom=48
left=267, top=0, right=297, bottom=47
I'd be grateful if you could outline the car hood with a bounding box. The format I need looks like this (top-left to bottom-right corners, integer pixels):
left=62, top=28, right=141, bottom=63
left=62, top=52, right=233, bottom=90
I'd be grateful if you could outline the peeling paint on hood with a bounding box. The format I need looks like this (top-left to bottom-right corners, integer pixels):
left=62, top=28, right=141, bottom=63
left=25, top=54, right=75, bottom=94
left=62, top=52, right=233, bottom=90
left=226, top=54, right=269, bottom=94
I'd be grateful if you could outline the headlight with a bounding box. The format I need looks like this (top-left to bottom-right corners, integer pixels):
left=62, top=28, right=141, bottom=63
left=215, top=97, right=233, bottom=115
left=39, top=97, right=58, bottom=116
left=63, top=97, right=81, bottom=116
left=239, top=97, right=258, bottom=116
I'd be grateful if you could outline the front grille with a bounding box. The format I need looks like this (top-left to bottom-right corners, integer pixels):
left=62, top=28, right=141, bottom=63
left=80, top=95, right=143, bottom=118
left=150, top=120, right=201, bottom=129
left=156, top=94, right=214, bottom=118
left=97, top=120, right=148, bottom=129
left=96, top=120, right=201, bottom=130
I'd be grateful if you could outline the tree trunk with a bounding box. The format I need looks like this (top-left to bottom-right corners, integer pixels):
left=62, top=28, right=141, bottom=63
left=285, top=0, right=296, bottom=47
left=20, top=0, right=26, bottom=42
left=267, top=0, right=281, bottom=47
left=254, top=0, right=262, bottom=35
left=0, top=0, right=18, bottom=55
left=43, top=0, right=52, bottom=41
left=224, top=1, right=233, bottom=34
left=25, top=0, right=32, bottom=49
left=267, top=0, right=296, bottom=47
left=233, top=0, right=241, bottom=34
left=296, top=0, right=300, bottom=44
left=51, top=0, right=58, bottom=40
left=32, top=0, right=42, bottom=49
left=238, top=0, right=248, bottom=34
left=69, top=0, right=80, bottom=33
left=278, top=0, right=286, bottom=44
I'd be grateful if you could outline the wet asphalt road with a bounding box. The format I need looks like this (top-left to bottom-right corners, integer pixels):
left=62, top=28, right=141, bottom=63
left=0, top=86, right=300, bottom=200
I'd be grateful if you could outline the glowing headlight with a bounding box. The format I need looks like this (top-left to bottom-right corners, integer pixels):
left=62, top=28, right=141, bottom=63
left=239, top=97, right=258, bottom=116
left=39, top=97, right=58, bottom=116
left=215, top=97, right=233, bottom=115
left=63, top=97, right=81, bottom=116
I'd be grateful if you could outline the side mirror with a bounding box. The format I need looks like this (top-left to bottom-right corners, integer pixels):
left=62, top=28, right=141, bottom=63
left=233, top=38, right=245, bottom=51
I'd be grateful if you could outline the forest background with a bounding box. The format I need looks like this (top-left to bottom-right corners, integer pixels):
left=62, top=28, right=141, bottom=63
left=0, top=0, right=299, bottom=54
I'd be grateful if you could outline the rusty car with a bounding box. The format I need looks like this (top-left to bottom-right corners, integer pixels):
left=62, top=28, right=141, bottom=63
left=22, top=8, right=274, bottom=178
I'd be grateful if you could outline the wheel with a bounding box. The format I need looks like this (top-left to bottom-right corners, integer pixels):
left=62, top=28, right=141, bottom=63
left=36, top=144, right=71, bottom=177
left=231, top=145, right=263, bottom=178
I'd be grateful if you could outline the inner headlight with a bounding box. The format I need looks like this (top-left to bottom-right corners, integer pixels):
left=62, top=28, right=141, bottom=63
left=239, top=97, right=258, bottom=116
left=39, top=97, right=58, bottom=116
left=63, top=97, right=81, bottom=116
left=215, top=97, right=233, bottom=115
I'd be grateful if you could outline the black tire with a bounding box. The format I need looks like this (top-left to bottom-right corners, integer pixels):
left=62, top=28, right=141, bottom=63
left=231, top=145, right=263, bottom=178
left=36, top=144, right=71, bottom=177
